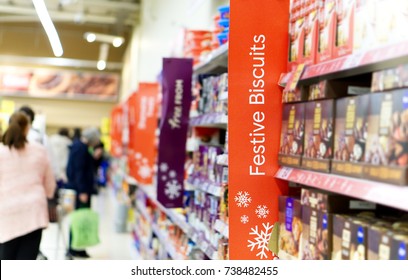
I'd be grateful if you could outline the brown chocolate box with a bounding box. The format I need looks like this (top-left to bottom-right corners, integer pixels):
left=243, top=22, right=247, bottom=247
left=332, top=94, right=369, bottom=177
left=364, top=90, right=408, bottom=185
left=302, top=100, right=335, bottom=172
left=372, top=64, right=408, bottom=93
left=278, top=196, right=302, bottom=260
left=300, top=188, right=376, bottom=260
left=368, top=222, right=408, bottom=260
left=279, top=103, right=306, bottom=167
left=332, top=215, right=374, bottom=260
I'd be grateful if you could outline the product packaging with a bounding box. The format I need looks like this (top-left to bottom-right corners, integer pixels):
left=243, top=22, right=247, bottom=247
left=279, top=103, right=306, bottom=167
left=332, top=214, right=374, bottom=260
left=317, top=0, right=337, bottom=63
left=364, top=90, right=408, bottom=185
left=353, top=0, right=376, bottom=52
left=368, top=222, right=408, bottom=260
left=371, top=64, right=408, bottom=92
left=333, top=0, right=355, bottom=57
left=300, top=0, right=319, bottom=65
left=300, top=188, right=376, bottom=260
left=332, top=94, right=369, bottom=177
left=301, top=99, right=335, bottom=172
left=278, top=196, right=303, bottom=260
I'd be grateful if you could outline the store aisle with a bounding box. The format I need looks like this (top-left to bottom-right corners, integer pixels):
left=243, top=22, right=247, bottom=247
left=39, top=188, right=136, bottom=260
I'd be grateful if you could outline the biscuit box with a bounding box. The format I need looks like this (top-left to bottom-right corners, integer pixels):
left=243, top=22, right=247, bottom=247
left=279, top=103, right=306, bottom=167
left=300, top=188, right=376, bottom=260
left=301, top=99, right=335, bottom=172
left=372, top=64, right=408, bottom=93
left=317, top=0, right=337, bottom=63
left=364, top=90, right=408, bottom=185
left=353, top=0, right=376, bottom=52
left=300, top=0, right=319, bottom=65
left=333, top=0, right=355, bottom=58
left=307, top=80, right=349, bottom=101
left=366, top=221, right=398, bottom=260
left=278, top=196, right=303, bottom=260
left=332, top=94, right=369, bottom=177
left=332, top=215, right=374, bottom=260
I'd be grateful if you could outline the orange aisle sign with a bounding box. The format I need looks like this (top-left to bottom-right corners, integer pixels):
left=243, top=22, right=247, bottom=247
left=229, top=0, right=289, bottom=260
left=127, top=83, right=159, bottom=185
left=110, top=105, right=124, bottom=158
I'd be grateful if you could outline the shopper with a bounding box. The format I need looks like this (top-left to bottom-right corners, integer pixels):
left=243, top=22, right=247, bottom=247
left=19, top=105, right=58, bottom=260
left=66, top=126, right=100, bottom=258
left=49, top=128, right=72, bottom=184
left=0, top=112, right=56, bottom=260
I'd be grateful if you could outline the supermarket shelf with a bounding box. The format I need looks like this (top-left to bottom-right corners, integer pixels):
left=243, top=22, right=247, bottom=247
left=130, top=242, right=142, bottom=260
left=187, top=176, right=223, bottom=197
left=189, top=112, right=228, bottom=128
left=298, top=40, right=408, bottom=84
left=135, top=201, right=184, bottom=260
left=193, top=43, right=228, bottom=75
left=275, top=167, right=408, bottom=212
left=151, top=224, right=184, bottom=260
left=216, top=154, right=228, bottom=166
left=137, top=185, right=194, bottom=237
left=214, top=219, right=229, bottom=239
left=190, top=230, right=219, bottom=260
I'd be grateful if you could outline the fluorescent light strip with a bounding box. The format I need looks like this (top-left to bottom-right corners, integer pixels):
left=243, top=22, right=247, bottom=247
left=32, top=0, right=63, bottom=57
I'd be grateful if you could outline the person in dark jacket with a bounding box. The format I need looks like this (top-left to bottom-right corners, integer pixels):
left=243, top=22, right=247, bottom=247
left=66, top=127, right=100, bottom=258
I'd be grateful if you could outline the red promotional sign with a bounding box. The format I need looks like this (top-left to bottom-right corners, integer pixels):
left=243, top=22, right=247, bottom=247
left=127, top=83, right=159, bottom=185
left=229, top=0, right=289, bottom=259
left=110, top=105, right=124, bottom=158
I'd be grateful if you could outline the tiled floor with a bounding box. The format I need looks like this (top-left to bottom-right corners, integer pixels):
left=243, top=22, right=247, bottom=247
left=39, top=188, right=138, bottom=260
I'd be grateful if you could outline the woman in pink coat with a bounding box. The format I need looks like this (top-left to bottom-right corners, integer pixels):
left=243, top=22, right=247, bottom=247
left=0, top=112, right=56, bottom=260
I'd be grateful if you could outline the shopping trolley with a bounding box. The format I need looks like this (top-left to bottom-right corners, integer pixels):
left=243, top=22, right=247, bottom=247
left=54, top=189, right=76, bottom=260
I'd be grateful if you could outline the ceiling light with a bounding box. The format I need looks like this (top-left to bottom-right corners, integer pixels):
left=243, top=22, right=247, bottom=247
left=112, top=37, right=124, bottom=48
left=33, top=0, right=64, bottom=57
left=97, top=60, right=106, bottom=71
left=85, top=33, right=96, bottom=43
left=83, top=32, right=125, bottom=47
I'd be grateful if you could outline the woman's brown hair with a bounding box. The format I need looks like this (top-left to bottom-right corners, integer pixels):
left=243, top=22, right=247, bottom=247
left=2, top=112, right=29, bottom=149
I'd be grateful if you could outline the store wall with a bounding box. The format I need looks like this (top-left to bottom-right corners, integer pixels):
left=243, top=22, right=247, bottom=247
left=3, top=96, right=114, bottom=134
left=119, top=0, right=228, bottom=100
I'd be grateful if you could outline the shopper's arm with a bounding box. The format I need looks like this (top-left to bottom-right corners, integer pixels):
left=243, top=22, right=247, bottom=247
left=43, top=150, right=57, bottom=199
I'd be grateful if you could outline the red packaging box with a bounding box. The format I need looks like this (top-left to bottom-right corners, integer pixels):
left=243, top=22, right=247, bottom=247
left=333, top=0, right=355, bottom=58
left=317, top=0, right=337, bottom=63
left=300, top=1, right=319, bottom=65
left=353, top=0, right=376, bottom=52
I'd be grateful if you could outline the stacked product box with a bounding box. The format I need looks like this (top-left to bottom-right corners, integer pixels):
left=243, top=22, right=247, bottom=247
left=332, top=214, right=375, bottom=260
left=278, top=196, right=303, bottom=259
left=317, top=0, right=337, bottom=63
left=301, top=99, right=335, bottom=172
left=333, top=0, right=355, bottom=58
left=183, top=30, right=213, bottom=65
left=364, top=90, right=408, bottom=185
left=279, top=103, right=306, bottom=167
left=332, top=94, right=370, bottom=177
left=216, top=5, right=230, bottom=46
left=199, top=73, right=228, bottom=115
left=368, top=221, right=408, bottom=260
left=372, top=64, right=408, bottom=93
left=300, top=188, right=376, bottom=260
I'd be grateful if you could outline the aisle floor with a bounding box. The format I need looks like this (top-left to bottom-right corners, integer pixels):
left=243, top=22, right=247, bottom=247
left=39, top=188, right=136, bottom=260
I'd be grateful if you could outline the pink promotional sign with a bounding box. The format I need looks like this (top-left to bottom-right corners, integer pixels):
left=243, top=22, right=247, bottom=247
left=157, top=58, right=193, bottom=208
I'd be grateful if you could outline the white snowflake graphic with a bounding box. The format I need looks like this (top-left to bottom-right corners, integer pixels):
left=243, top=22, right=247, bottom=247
left=234, top=191, right=252, bottom=207
left=160, top=162, right=169, bottom=172
left=255, top=205, right=270, bottom=219
left=164, top=179, right=182, bottom=200
left=138, top=165, right=152, bottom=179
left=161, top=175, right=167, bottom=181
left=248, top=223, right=274, bottom=259
left=240, top=215, right=249, bottom=224
left=135, top=153, right=142, bottom=159
left=169, top=170, right=176, bottom=178
left=142, top=158, right=148, bottom=164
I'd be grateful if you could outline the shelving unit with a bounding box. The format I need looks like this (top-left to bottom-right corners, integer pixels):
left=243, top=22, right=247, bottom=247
left=193, top=43, right=228, bottom=75
left=275, top=167, right=408, bottom=212
left=186, top=176, right=223, bottom=197
left=189, top=112, right=228, bottom=128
